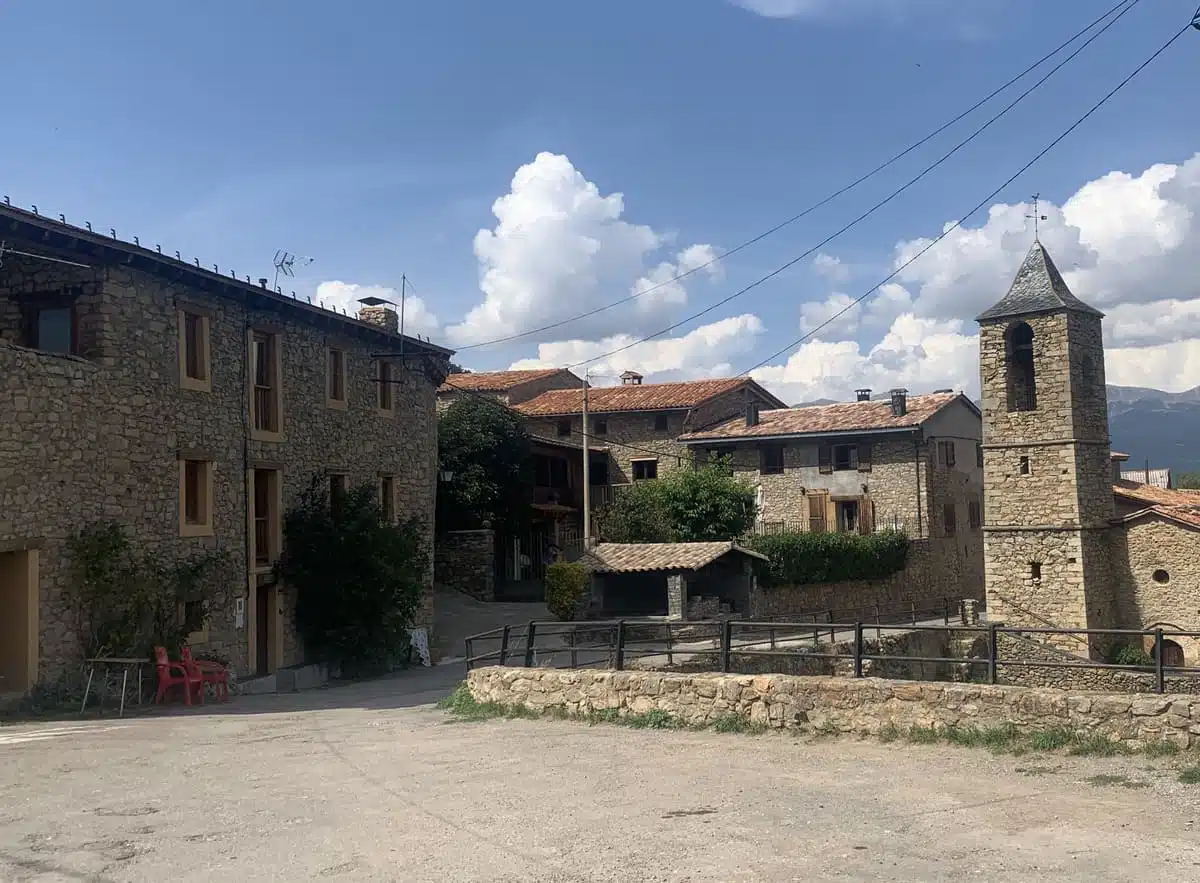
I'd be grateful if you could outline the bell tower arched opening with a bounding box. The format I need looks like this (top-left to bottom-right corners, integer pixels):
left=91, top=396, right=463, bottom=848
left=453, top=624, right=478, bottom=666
left=1005, top=321, right=1037, bottom=412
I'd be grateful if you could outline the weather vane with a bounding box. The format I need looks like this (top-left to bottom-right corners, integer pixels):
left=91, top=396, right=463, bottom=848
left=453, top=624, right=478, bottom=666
left=1026, top=193, right=1048, bottom=243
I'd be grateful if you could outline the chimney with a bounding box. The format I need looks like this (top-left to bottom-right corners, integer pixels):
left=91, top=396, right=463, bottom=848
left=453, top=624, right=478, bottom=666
left=745, top=400, right=760, bottom=427
left=359, top=304, right=400, bottom=334
left=258, top=277, right=268, bottom=289
left=855, top=388, right=871, bottom=402
left=890, top=388, right=908, bottom=417
left=620, top=370, right=644, bottom=386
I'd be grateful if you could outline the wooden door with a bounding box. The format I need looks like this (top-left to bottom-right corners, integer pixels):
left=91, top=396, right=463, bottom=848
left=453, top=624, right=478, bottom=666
left=256, top=587, right=270, bottom=676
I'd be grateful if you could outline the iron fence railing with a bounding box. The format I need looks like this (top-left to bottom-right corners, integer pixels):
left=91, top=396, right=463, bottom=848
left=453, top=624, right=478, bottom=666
left=464, top=619, right=1200, bottom=695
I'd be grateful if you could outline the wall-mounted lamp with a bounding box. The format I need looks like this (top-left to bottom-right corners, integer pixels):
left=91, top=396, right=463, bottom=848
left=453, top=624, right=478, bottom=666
left=439, top=469, right=454, bottom=483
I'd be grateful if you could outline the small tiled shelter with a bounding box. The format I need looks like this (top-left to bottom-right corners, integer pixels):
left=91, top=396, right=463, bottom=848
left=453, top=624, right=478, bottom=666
left=578, top=541, right=768, bottom=620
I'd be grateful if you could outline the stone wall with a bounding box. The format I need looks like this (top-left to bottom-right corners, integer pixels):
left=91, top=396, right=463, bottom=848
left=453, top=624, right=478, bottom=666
left=435, top=530, right=495, bottom=601
left=749, top=539, right=982, bottom=619
left=1, top=252, right=447, bottom=684
left=1112, top=516, right=1200, bottom=665
left=468, top=666, right=1200, bottom=747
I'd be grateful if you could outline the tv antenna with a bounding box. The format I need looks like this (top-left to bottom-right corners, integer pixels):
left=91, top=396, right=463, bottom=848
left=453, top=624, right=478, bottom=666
left=272, top=250, right=314, bottom=289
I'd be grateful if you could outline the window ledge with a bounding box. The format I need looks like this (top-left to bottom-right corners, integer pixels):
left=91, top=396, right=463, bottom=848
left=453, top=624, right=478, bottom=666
left=376, top=408, right=396, bottom=419
left=181, top=376, right=212, bottom=393
left=327, top=398, right=348, bottom=411
left=251, top=429, right=283, bottom=443
left=180, top=522, right=214, bottom=538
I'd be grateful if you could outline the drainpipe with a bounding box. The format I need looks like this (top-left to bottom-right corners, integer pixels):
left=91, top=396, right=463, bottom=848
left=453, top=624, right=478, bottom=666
left=242, top=296, right=253, bottom=672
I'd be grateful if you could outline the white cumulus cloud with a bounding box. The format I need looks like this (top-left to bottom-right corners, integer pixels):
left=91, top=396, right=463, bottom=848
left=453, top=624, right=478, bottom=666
left=315, top=281, right=440, bottom=338
left=448, top=152, right=720, bottom=346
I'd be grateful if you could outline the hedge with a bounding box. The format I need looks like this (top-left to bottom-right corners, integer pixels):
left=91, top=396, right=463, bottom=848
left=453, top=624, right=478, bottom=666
left=747, top=530, right=908, bottom=588
left=545, top=561, right=591, bottom=621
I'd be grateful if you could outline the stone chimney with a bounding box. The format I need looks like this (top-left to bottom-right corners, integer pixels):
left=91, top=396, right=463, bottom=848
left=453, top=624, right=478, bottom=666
left=620, top=370, right=644, bottom=386
left=359, top=305, right=399, bottom=334
left=890, top=388, right=908, bottom=417
left=855, top=389, right=871, bottom=402
left=745, top=400, right=760, bottom=427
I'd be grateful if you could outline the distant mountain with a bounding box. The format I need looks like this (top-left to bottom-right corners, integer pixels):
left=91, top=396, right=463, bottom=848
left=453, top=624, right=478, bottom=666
left=791, top=398, right=840, bottom=408
left=1106, top=385, right=1200, bottom=476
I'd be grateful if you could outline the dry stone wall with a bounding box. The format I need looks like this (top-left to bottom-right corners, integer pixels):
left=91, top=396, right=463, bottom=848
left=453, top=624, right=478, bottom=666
left=435, top=529, right=495, bottom=601
left=467, top=666, right=1200, bottom=747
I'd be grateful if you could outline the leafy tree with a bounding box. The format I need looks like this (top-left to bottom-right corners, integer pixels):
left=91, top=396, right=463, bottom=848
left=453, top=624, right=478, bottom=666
left=1177, top=471, right=1200, bottom=490
left=280, top=478, right=428, bottom=676
left=545, top=562, right=591, bottom=621
left=448, top=362, right=469, bottom=375
left=437, top=396, right=533, bottom=532
left=598, top=460, right=757, bottom=543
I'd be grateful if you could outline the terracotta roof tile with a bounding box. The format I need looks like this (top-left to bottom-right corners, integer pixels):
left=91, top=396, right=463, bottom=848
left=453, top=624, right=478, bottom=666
left=1113, top=481, right=1200, bottom=509
left=680, top=392, right=964, bottom=441
left=578, top=541, right=768, bottom=573
left=514, top=378, right=756, bottom=417
left=439, top=368, right=570, bottom=394
left=1116, top=505, right=1200, bottom=531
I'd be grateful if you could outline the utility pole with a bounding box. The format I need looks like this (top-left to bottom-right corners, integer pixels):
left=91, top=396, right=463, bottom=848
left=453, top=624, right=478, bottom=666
left=582, top=370, right=591, bottom=549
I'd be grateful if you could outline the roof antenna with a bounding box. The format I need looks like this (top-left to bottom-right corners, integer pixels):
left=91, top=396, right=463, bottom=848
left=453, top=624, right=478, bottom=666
left=1026, top=193, right=1047, bottom=244
left=1192, top=4, right=1200, bottom=29
left=272, top=250, right=315, bottom=290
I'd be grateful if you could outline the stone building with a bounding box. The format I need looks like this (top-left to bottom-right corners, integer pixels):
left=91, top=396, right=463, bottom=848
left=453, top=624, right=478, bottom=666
left=979, top=242, right=1200, bottom=663
left=436, top=367, right=580, bottom=413
left=678, top=389, right=986, bottom=604
left=0, top=204, right=452, bottom=694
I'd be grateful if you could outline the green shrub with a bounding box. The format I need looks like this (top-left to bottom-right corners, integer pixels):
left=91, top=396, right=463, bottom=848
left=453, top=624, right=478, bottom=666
left=747, top=529, right=908, bottom=587
left=1108, top=643, right=1154, bottom=668
left=545, top=562, right=590, bottom=621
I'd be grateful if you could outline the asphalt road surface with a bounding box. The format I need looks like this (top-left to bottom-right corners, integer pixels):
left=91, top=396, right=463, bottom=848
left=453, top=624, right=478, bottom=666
left=3, top=664, right=1200, bottom=882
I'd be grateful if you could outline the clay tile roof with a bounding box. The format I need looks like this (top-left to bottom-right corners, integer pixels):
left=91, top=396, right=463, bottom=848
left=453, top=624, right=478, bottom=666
left=976, top=242, right=1103, bottom=322
left=578, top=541, right=768, bottom=574
left=439, top=368, right=568, bottom=393
left=1113, top=481, right=1200, bottom=509
left=514, top=378, right=755, bottom=417
left=1116, top=505, right=1200, bottom=531
left=679, top=392, right=964, bottom=441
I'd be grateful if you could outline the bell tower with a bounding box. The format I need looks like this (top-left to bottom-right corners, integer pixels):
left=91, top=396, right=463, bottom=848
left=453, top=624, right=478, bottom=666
left=977, top=243, right=1115, bottom=643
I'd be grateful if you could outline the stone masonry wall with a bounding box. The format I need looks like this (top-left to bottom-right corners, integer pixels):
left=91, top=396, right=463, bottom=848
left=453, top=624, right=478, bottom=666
left=435, top=529, right=495, bottom=601
left=1, top=254, right=446, bottom=683
left=1113, top=516, right=1200, bottom=663
left=467, top=667, right=1200, bottom=748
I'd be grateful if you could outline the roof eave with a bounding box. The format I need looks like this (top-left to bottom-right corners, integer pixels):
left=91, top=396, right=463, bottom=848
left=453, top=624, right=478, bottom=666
left=679, top=425, right=921, bottom=445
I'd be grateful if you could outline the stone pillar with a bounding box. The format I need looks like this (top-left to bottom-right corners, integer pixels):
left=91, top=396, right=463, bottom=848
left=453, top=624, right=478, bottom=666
left=667, top=573, right=688, bottom=622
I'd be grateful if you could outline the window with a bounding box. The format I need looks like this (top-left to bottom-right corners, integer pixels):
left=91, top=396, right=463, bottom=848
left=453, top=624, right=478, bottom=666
left=380, top=475, right=395, bottom=523
left=593, top=418, right=608, bottom=436
left=179, top=310, right=211, bottom=391
left=179, top=458, right=214, bottom=537
left=938, top=441, right=956, bottom=468
left=327, top=348, right=346, bottom=407
left=943, top=503, right=957, bottom=536
left=632, top=459, right=659, bottom=481
left=252, top=469, right=281, bottom=568
left=654, top=413, right=670, bottom=432
left=976, top=443, right=984, bottom=468
left=1030, top=562, right=1042, bottom=581
left=833, top=444, right=858, bottom=472
left=556, top=419, right=571, bottom=438
left=1005, top=321, right=1037, bottom=412
left=760, top=444, right=785, bottom=475
left=251, top=331, right=282, bottom=437
left=25, top=303, right=78, bottom=355
left=377, top=361, right=394, bottom=412
left=836, top=499, right=860, bottom=534
left=1019, top=456, right=1031, bottom=475
left=968, top=499, right=982, bottom=530
left=329, top=473, right=348, bottom=517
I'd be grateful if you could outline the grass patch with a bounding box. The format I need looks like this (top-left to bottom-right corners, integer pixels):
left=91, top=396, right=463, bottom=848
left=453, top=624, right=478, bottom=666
left=1141, top=741, right=1181, bottom=759
left=876, top=720, right=1178, bottom=759
left=1178, top=766, right=1200, bottom=785
left=877, top=723, right=901, bottom=743
left=1085, top=774, right=1150, bottom=790
left=712, top=713, right=767, bottom=735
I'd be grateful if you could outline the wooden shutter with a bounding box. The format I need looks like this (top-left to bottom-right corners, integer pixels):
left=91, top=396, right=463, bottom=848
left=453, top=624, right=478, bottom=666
left=825, top=495, right=838, bottom=533
left=859, top=496, right=875, bottom=535
left=857, top=442, right=872, bottom=473
left=818, top=444, right=833, bottom=474
left=807, top=493, right=826, bottom=532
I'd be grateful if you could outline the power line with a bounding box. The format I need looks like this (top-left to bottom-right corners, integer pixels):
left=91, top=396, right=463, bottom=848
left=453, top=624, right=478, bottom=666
left=455, top=0, right=1136, bottom=352
left=559, top=0, right=1143, bottom=372
left=742, top=19, right=1195, bottom=379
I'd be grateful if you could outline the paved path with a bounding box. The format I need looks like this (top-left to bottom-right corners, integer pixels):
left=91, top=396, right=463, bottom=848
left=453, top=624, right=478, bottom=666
left=3, top=666, right=1200, bottom=881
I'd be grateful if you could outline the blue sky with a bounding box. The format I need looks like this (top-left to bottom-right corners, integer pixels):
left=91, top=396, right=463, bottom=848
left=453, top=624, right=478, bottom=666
left=3, top=0, right=1198, bottom=398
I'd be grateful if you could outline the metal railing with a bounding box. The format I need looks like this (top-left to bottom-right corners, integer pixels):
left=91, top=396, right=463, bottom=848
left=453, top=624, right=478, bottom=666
left=464, top=620, right=1200, bottom=695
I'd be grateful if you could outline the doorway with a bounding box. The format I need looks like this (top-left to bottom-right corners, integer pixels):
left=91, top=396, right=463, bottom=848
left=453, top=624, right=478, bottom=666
left=253, top=581, right=279, bottom=677
left=0, top=549, right=39, bottom=694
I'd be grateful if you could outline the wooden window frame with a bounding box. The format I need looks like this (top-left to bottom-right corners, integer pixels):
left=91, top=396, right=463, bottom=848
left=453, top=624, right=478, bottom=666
left=631, top=458, right=659, bottom=482
left=938, top=440, right=956, bottom=468
left=178, top=309, right=212, bottom=392
left=327, top=347, right=347, bottom=409
left=179, top=458, right=215, bottom=537
left=249, top=329, right=283, bottom=441
left=22, top=295, right=81, bottom=356
left=250, top=468, right=282, bottom=571
left=760, top=444, right=785, bottom=476
left=377, top=360, right=395, bottom=415
left=832, top=443, right=858, bottom=472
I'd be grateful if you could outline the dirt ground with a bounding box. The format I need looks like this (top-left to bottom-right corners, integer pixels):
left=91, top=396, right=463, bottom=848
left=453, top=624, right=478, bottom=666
left=2, top=664, right=1200, bottom=882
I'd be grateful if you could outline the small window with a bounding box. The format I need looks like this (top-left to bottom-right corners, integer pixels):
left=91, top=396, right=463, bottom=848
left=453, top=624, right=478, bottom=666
left=632, top=459, right=658, bottom=481
left=976, top=443, right=984, bottom=468
left=968, top=499, right=982, bottom=530
left=654, top=413, right=670, bottom=432
left=251, top=331, right=282, bottom=436
left=833, top=444, right=858, bottom=472
left=179, top=459, right=214, bottom=537
left=380, top=475, right=395, bottom=523
left=1030, top=562, right=1042, bottom=581
left=1019, top=456, right=1031, bottom=475
left=329, top=473, right=348, bottom=517
left=943, top=503, right=957, bottom=536
left=938, top=440, right=956, bottom=468
left=593, top=418, right=608, bottom=436
left=180, top=310, right=211, bottom=391
left=760, top=444, right=785, bottom=475
left=556, top=419, right=571, bottom=438
left=1152, top=569, right=1170, bottom=585
left=327, top=348, right=346, bottom=406
left=29, top=305, right=78, bottom=355
left=378, top=361, right=394, bottom=412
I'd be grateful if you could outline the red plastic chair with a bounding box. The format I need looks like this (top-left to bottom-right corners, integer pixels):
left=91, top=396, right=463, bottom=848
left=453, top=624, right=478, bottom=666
left=154, top=646, right=203, bottom=706
left=181, top=647, right=230, bottom=701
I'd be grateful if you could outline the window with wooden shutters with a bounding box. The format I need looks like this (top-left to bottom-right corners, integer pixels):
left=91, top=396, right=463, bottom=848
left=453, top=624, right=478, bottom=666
left=833, top=444, right=858, bottom=471
left=938, top=440, right=956, bottom=468
left=943, top=502, right=957, bottom=536
left=968, top=499, right=982, bottom=529
left=807, top=493, right=828, bottom=533
left=858, top=497, right=875, bottom=534
left=857, top=442, right=872, bottom=473
left=760, top=444, right=784, bottom=475
left=818, top=444, right=833, bottom=475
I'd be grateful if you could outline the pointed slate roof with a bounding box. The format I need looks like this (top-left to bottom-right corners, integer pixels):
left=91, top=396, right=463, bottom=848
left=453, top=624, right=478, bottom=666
left=976, top=242, right=1104, bottom=323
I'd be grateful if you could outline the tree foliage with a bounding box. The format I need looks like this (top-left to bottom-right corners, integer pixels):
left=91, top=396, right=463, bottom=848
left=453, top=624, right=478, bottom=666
left=1177, top=471, right=1200, bottom=490
left=437, top=395, right=533, bottom=532
left=67, top=521, right=235, bottom=660
left=747, top=530, right=908, bottom=587
left=280, top=478, right=428, bottom=676
left=545, top=562, right=591, bottom=621
left=598, top=460, right=757, bottom=543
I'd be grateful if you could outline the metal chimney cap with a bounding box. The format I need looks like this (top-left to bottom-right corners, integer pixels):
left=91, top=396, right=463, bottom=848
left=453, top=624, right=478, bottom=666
left=357, top=295, right=395, bottom=307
